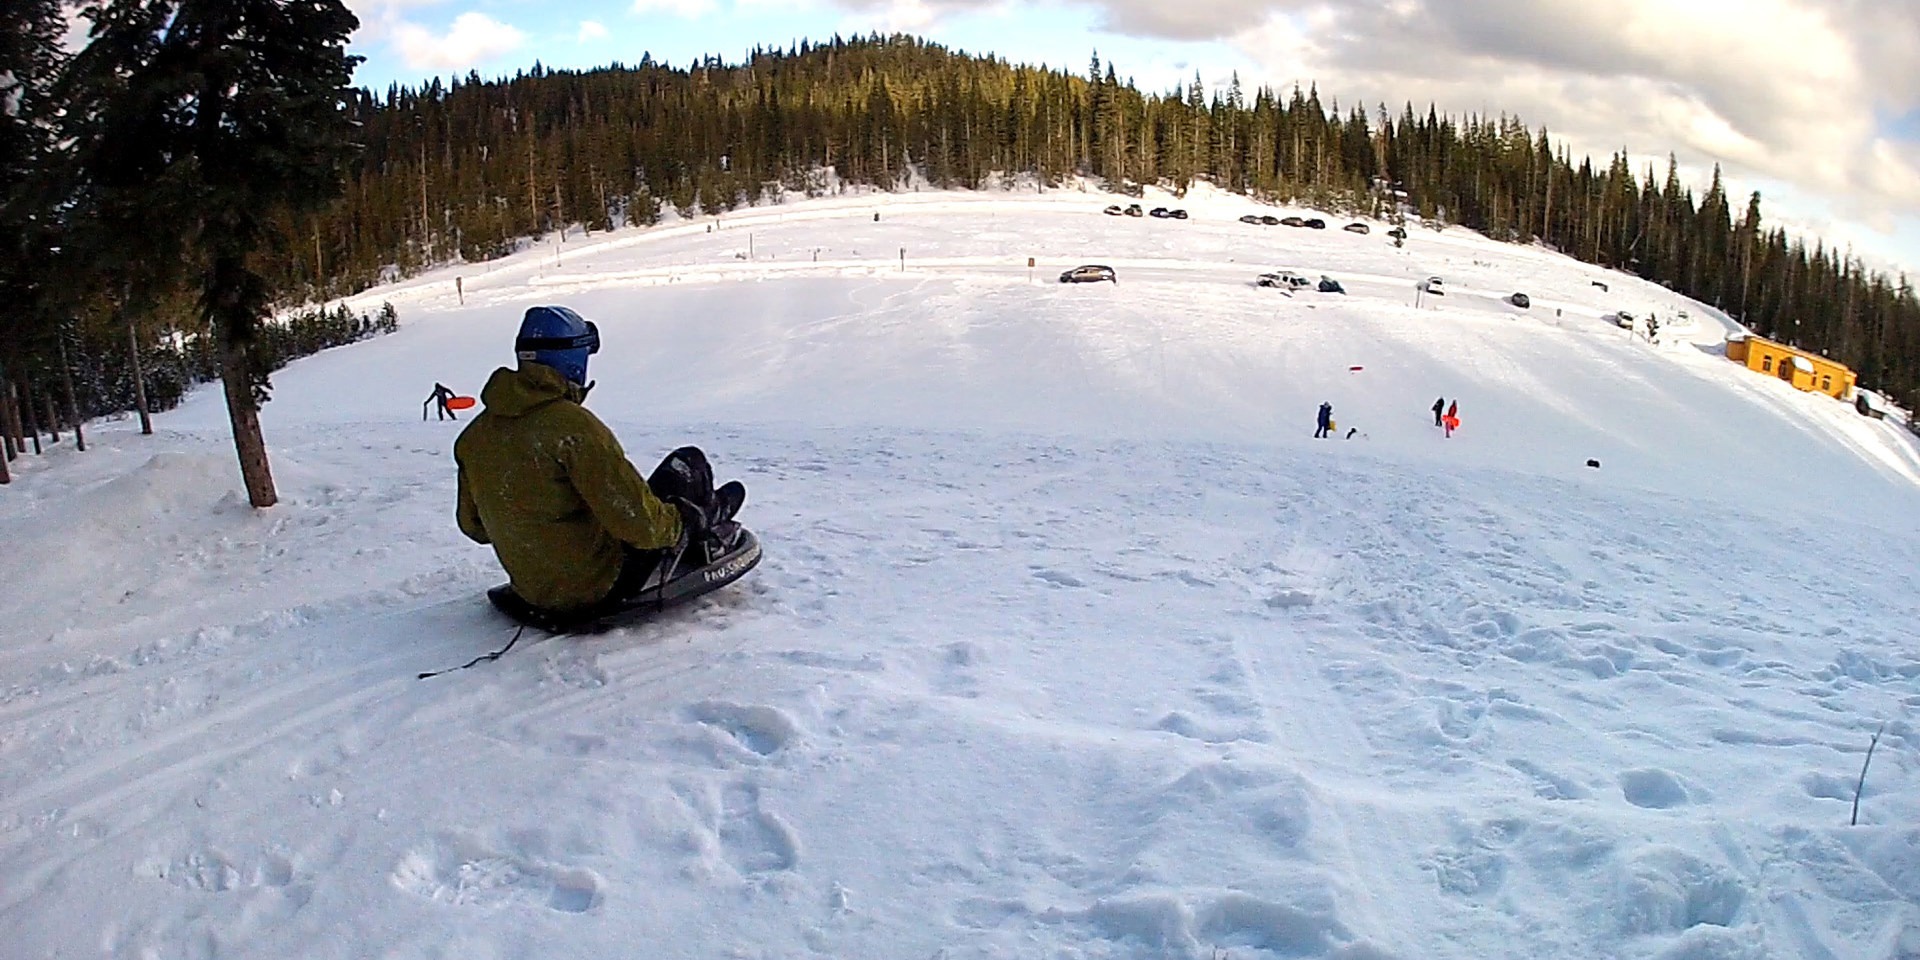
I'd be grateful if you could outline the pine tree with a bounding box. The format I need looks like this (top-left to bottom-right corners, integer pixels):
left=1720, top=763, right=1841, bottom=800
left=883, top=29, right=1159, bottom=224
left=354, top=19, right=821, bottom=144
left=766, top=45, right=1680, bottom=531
left=0, top=0, right=73, bottom=479
left=65, top=0, right=362, bottom=507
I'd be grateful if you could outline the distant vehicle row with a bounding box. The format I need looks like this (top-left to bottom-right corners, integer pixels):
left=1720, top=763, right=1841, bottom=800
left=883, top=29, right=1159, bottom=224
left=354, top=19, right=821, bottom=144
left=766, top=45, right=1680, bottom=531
left=1104, top=204, right=1188, bottom=220
left=1257, top=270, right=1343, bottom=293
left=1060, top=264, right=1345, bottom=292
left=1241, top=214, right=1324, bottom=229
left=1096, top=206, right=1391, bottom=237
left=1060, top=265, right=1530, bottom=307
left=1237, top=216, right=1375, bottom=235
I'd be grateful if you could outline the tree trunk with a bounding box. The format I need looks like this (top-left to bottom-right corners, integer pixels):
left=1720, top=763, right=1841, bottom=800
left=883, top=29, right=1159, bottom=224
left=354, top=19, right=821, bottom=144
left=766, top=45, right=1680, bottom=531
left=20, top=377, right=43, bottom=455
left=2, top=375, right=19, bottom=461
left=219, top=338, right=277, bottom=508
left=0, top=370, right=14, bottom=480
left=126, top=311, right=152, bottom=435
left=58, top=333, right=85, bottom=452
left=43, top=389, right=60, bottom=444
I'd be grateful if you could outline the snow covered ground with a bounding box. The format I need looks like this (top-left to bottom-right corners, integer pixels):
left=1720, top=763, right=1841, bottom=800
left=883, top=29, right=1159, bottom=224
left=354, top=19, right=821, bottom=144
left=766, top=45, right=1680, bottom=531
left=4, top=183, right=1920, bottom=959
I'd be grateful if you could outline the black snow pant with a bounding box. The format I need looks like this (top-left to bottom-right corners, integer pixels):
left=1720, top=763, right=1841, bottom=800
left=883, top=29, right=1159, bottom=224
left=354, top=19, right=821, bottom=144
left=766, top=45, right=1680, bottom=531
left=605, top=446, right=720, bottom=601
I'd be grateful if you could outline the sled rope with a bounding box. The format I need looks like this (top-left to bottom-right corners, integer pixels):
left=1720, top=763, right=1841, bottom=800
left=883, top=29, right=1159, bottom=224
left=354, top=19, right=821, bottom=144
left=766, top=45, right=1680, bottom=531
left=418, top=625, right=529, bottom=680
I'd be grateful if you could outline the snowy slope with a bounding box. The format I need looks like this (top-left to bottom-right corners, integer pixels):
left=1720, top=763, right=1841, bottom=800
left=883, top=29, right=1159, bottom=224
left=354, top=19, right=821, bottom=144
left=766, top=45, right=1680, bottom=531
left=3, top=183, right=1919, bottom=960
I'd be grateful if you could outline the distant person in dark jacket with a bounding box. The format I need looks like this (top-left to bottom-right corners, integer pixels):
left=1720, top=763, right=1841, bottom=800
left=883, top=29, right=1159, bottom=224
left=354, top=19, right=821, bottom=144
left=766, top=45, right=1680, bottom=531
left=425, top=382, right=459, bottom=420
left=1315, top=402, right=1333, bottom=438
left=1432, top=396, right=1445, bottom=426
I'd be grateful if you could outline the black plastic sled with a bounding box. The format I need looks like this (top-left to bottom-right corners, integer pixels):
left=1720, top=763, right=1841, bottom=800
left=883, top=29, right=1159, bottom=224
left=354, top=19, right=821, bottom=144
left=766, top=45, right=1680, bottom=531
left=487, top=527, right=763, bottom=633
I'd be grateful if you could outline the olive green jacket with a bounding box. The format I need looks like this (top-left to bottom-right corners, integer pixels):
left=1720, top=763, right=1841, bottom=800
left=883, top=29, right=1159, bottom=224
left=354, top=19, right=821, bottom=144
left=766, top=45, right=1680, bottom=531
left=454, top=364, right=683, bottom=611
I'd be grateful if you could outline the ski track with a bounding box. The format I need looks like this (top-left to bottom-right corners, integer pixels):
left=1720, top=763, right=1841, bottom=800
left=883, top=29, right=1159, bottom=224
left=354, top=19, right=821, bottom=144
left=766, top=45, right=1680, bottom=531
left=4, top=186, right=1920, bottom=958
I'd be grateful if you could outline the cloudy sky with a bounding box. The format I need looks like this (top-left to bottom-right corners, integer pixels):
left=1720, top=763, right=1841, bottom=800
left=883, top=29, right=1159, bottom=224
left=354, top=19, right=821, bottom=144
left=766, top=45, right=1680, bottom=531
left=343, top=0, right=1920, bottom=275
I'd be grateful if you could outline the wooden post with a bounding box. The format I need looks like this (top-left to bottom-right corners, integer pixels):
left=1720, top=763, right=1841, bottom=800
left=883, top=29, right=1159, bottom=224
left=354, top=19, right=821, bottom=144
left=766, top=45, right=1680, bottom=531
left=58, top=332, right=84, bottom=452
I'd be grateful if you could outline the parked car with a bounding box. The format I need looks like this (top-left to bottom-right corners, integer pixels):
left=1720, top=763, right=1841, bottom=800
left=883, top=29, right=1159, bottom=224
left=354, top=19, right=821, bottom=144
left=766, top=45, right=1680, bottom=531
left=1149, top=207, right=1171, bottom=218
left=1344, top=222, right=1370, bottom=235
left=1607, top=310, right=1635, bottom=328
left=1420, top=276, right=1445, bottom=296
left=1259, top=215, right=1281, bottom=226
left=1305, top=218, right=1327, bottom=229
left=1508, top=292, right=1530, bottom=308
left=1318, top=276, right=1346, bottom=294
left=1060, top=264, right=1117, bottom=284
left=1281, top=216, right=1306, bottom=227
left=1239, top=214, right=1263, bottom=225
left=1590, top=280, right=1610, bottom=292
left=1857, top=389, right=1890, bottom=419
left=1169, top=209, right=1189, bottom=220
left=1258, top=270, right=1312, bottom=289
left=1387, top=226, right=1408, bottom=240
left=1124, top=204, right=1144, bottom=217
left=1103, top=205, right=1125, bottom=216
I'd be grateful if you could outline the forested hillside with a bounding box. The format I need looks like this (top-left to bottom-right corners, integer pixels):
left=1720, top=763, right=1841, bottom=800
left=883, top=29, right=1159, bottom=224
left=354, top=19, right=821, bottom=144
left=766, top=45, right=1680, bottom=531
left=2, top=29, right=1916, bottom=465
left=288, top=34, right=1918, bottom=411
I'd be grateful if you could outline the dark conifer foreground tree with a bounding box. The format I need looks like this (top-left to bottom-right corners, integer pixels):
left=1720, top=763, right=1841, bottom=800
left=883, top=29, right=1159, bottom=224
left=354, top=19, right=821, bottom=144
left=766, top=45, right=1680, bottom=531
left=0, top=0, right=70, bottom=483
left=64, top=0, right=361, bottom=507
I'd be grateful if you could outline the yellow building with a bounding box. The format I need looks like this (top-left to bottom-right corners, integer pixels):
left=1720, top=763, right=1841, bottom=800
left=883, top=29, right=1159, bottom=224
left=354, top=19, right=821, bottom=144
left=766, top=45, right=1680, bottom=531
left=1725, top=333, right=1856, bottom=399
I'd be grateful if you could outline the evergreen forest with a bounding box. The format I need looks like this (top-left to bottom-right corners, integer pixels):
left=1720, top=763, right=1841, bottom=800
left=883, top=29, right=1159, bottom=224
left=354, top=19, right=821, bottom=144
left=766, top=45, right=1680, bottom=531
left=3, top=25, right=1917, bottom=488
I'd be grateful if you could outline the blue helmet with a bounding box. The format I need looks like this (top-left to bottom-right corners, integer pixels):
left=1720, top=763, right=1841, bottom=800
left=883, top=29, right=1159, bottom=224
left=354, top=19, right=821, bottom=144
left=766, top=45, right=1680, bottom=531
left=515, top=306, right=599, bottom=386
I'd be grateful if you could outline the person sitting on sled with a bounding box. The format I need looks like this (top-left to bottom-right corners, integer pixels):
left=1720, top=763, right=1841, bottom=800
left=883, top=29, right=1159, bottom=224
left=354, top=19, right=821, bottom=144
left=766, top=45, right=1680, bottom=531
left=454, top=305, right=744, bottom=615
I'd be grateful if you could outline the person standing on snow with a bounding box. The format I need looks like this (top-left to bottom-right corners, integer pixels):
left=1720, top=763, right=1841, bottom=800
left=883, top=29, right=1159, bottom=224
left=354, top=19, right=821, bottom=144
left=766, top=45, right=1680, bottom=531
left=424, top=382, right=460, bottom=420
left=1443, top=400, right=1460, bottom=438
left=1315, top=401, right=1333, bottom=439
left=1432, top=396, right=1445, bottom=427
left=454, top=305, right=744, bottom=615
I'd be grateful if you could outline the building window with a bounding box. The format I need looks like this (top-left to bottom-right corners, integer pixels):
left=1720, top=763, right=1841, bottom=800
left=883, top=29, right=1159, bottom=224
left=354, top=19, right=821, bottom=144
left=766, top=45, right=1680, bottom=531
left=1762, top=356, right=1772, bottom=372
left=1822, top=375, right=1832, bottom=391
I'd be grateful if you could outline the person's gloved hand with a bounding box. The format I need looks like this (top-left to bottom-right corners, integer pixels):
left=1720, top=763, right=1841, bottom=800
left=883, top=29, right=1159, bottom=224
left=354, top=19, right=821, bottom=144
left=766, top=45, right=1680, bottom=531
left=669, top=496, right=711, bottom=546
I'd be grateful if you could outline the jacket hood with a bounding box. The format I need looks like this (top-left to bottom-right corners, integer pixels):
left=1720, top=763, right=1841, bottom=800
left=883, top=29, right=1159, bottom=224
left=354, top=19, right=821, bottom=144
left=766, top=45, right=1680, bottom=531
left=478, top=363, right=585, bottom=418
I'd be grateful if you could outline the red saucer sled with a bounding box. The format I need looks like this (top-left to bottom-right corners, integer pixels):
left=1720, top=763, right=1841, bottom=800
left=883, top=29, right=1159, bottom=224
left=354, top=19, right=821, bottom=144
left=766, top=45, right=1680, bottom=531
left=487, top=527, right=762, bottom=633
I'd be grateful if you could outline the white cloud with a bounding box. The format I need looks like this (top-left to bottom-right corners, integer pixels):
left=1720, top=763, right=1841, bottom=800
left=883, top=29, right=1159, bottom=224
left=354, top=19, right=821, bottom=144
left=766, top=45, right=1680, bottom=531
left=1077, top=0, right=1920, bottom=231
left=579, top=20, right=610, bottom=43
left=631, top=0, right=721, bottom=17
left=829, top=0, right=1004, bottom=32
left=391, top=12, right=526, bottom=70
left=345, top=0, right=452, bottom=40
